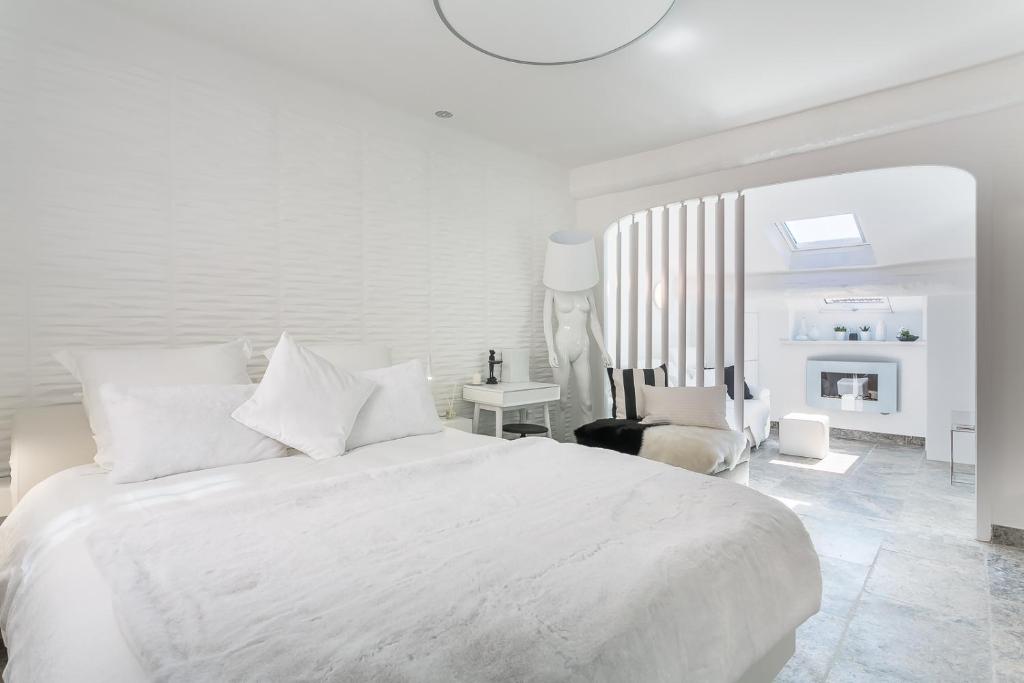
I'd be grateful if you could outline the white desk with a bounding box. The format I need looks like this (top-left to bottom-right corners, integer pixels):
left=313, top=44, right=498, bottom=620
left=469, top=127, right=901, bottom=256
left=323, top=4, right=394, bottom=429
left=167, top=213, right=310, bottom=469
left=462, top=382, right=560, bottom=437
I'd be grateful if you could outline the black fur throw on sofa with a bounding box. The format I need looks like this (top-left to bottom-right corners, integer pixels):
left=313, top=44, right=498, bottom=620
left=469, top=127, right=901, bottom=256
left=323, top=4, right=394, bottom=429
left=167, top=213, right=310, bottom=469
left=575, top=419, right=657, bottom=455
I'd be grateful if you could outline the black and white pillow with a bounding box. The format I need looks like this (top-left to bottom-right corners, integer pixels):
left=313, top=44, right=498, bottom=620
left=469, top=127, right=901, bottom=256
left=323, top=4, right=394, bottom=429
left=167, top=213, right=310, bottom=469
left=607, top=365, right=668, bottom=420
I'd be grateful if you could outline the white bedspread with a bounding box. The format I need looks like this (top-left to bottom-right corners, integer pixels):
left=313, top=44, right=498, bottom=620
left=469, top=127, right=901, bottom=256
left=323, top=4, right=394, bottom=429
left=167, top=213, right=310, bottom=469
left=0, top=432, right=819, bottom=683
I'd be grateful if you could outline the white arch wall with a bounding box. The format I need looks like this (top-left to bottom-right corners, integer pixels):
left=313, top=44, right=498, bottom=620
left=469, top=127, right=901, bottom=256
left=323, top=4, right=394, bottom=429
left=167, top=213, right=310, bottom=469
left=0, top=1, right=578, bottom=469
left=575, top=107, right=1021, bottom=542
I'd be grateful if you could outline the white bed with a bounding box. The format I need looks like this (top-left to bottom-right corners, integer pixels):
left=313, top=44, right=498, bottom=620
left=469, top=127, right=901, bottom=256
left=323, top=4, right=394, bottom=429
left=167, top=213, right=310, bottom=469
left=0, top=412, right=819, bottom=683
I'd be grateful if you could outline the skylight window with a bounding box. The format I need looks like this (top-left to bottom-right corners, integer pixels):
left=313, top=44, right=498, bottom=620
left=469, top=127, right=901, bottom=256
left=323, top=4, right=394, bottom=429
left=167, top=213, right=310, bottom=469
left=777, top=213, right=866, bottom=251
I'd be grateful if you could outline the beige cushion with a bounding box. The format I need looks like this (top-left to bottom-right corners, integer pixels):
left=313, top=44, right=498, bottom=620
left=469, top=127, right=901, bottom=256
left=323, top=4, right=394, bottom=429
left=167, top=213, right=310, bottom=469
left=641, top=385, right=729, bottom=430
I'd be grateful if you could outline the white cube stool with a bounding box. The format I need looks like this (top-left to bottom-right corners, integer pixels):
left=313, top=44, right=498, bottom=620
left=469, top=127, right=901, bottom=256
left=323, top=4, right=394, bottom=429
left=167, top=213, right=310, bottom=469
left=780, top=413, right=830, bottom=459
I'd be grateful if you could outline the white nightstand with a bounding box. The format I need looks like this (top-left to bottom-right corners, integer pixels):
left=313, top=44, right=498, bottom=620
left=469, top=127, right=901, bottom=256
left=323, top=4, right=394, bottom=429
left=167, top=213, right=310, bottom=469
left=462, top=382, right=560, bottom=437
left=440, top=416, right=474, bottom=433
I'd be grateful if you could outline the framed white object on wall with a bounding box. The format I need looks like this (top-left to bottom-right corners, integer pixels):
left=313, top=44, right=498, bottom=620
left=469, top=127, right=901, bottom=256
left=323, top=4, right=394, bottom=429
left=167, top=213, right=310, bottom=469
left=501, top=348, right=530, bottom=383
left=806, top=360, right=897, bottom=414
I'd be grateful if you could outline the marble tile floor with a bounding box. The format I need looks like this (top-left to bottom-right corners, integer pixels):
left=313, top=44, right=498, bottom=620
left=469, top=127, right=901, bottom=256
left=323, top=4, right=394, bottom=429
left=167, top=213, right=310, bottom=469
left=749, top=436, right=1024, bottom=682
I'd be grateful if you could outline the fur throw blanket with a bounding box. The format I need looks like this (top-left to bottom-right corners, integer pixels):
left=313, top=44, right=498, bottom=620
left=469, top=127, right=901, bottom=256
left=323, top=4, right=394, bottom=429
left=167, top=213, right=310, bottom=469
left=575, top=419, right=747, bottom=474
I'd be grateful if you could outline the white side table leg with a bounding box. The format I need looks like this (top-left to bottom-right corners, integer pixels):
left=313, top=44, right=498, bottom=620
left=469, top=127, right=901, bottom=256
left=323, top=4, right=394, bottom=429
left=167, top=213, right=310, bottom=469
left=494, top=407, right=504, bottom=438
left=543, top=403, right=551, bottom=437
left=473, top=404, right=480, bottom=434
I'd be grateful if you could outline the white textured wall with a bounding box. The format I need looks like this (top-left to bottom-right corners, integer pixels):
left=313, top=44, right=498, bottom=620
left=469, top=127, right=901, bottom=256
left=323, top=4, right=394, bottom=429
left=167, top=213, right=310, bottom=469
left=0, top=0, right=575, bottom=465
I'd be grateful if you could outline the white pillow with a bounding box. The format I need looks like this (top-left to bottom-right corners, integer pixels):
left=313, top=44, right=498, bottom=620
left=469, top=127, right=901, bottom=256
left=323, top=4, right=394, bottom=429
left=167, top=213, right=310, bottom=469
left=55, top=339, right=253, bottom=470
left=346, top=359, right=442, bottom=450
left=101, top=384, right=286, bottom=484
left=232, top=332, right=375, bottom=459
left=263, top=343, right=391, bottom=372
left=641, top=385, right=730, bottom=430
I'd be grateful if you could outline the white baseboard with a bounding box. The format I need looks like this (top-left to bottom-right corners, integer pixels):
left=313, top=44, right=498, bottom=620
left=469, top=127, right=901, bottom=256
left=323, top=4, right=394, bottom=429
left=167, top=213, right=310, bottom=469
left=925, top=452, right=976, bottom=465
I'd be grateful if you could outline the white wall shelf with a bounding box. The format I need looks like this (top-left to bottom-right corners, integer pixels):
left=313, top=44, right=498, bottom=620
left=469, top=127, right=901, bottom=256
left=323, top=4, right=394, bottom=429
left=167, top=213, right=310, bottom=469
left=780, top=339, right=927, bottom=347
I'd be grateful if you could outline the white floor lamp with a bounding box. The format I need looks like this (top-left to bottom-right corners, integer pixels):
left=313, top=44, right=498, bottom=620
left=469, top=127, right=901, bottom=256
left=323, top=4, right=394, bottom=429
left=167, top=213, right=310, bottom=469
left=542, top=230, right=613, bottom=426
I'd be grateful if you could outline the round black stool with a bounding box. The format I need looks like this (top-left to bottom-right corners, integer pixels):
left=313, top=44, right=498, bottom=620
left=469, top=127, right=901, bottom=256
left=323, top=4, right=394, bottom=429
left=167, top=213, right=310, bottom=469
left=502, top=423, right=548, bottom=439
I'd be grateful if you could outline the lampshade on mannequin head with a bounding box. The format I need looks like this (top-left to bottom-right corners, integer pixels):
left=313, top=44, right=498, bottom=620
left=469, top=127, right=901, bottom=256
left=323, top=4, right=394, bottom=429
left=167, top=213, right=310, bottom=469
left=542, top=230, right=611, bottom=428
left=543, top=231, right=598, bottom=292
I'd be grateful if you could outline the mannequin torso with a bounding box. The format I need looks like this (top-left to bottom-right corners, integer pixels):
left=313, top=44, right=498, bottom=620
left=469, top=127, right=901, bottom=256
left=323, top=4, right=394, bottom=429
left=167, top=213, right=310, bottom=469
left=553, top=292, right=591, bottom=362
left=543, top=288, right=612, bottom=425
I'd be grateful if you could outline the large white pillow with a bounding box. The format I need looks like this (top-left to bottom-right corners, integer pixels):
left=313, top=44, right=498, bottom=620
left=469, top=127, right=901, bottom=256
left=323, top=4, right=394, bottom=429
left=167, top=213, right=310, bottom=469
left=641, top=385, right=730, bottom=430
left=232, top=332, right=374, bottom=459
left=55, top=339, right=253, bottom=469
left=346, top=359, right=442, bottom=450
left=101, top=384, right=286, bottom=484
left=263, top=343, right=391, bottom=373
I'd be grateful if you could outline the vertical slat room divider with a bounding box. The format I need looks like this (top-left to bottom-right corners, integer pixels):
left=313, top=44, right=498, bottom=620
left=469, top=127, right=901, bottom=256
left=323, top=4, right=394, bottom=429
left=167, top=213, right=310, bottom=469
left=603, top=192, right=746, bottom=431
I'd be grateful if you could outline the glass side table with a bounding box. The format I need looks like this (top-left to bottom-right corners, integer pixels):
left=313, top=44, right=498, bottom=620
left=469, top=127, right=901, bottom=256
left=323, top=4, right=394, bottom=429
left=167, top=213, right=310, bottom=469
left=950, top=410, right=976, bottom=485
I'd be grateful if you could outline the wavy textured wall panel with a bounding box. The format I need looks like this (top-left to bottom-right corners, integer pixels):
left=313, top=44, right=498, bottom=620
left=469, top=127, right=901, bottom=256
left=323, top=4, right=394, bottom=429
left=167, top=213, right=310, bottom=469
left=0, top=8, right=575, bottom=470
left=0, top=28, right=30, bottom=471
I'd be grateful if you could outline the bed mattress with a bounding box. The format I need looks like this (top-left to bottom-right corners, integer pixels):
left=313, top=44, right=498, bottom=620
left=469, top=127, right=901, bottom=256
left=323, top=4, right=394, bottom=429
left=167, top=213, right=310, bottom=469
left=0, top=429, right=820, bottom=682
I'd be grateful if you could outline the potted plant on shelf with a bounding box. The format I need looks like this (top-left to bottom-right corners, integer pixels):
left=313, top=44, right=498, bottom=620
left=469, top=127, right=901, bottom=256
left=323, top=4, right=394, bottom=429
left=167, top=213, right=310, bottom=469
left=834, top=325, right=847, bottom=341
left=859, top=324, right=870, bottom=340
left=898, top=327, right=920, bottom=342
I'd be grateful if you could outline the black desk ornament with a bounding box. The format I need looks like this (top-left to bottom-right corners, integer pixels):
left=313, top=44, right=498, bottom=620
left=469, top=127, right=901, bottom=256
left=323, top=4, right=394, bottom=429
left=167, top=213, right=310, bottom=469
left=486, top=350, right=502, bottom=384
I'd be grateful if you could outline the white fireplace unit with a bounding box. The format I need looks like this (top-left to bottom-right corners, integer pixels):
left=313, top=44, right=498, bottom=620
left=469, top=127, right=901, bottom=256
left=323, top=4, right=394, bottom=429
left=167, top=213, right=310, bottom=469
left=806, top=360, right=898, bottom=414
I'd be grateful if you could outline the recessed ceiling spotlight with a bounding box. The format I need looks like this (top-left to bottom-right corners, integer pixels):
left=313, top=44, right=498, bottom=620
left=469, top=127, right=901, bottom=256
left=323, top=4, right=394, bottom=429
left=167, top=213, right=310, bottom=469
left=435, top=110, right=454, bottom=119
left=434, top=0, right=676, bottom=66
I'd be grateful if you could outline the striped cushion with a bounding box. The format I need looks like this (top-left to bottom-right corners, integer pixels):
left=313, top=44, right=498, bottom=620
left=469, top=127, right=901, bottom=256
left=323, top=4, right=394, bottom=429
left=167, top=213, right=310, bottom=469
left=607, top=365, right=668, bottom=420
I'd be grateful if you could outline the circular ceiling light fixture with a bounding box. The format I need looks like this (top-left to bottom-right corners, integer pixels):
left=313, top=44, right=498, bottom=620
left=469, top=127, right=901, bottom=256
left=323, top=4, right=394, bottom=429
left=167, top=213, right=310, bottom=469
left=434, top=110, right=454, bottom=118
left=434, top=0, right=677, bottom=66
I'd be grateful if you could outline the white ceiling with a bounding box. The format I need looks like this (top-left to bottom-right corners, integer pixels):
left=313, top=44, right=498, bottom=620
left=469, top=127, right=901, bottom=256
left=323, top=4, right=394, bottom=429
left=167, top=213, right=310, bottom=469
left=434, top=0, right=674, bottom=64
left=739, top=166, right=975, bottom=297
left=100, top=0, right=1024, bottom=166
left=744, top=166, right=975, bottom=275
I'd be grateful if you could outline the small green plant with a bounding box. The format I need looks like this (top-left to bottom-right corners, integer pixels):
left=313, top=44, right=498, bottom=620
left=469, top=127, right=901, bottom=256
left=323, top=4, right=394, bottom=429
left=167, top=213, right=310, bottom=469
left=859, top=324, right=870, bottom=333
left=898, top=327, right=916, bottom=341
left=833, top=325, right=847, bottom=332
